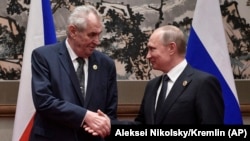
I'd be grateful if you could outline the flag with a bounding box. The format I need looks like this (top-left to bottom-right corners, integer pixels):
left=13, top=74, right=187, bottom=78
left=186, top=0, right=243, bottom=124
left=12, top=0, right=57, bottom=140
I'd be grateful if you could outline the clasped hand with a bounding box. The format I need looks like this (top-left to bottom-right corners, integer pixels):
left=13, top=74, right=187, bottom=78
left=83, top=109, right=111, bottom=138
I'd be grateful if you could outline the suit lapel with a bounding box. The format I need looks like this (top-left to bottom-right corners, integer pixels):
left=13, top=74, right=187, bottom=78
left=58, top=41, right=85, bottom=106
left=84, top=52, right=98, bottom=107
left=156, top=65, right=193, bottom=123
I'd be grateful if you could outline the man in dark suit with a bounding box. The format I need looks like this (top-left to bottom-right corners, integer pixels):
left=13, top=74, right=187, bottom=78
left=134, top=25, right=224, bottom=124
left=29, top=5, right=118, bottom=141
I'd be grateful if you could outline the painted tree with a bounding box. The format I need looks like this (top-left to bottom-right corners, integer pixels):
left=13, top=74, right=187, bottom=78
left=96, top=2, right=151, bottom=80
left=221, top=1, right=250, bottom=79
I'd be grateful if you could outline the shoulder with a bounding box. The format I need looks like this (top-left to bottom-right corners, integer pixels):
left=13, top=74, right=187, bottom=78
left=187, top=65, right=220, bottom=85
left=92, top=50, right=114, bottom=63
left=31, top=42, right=64, bottom=62
left=33, top=41, right=62, bottom=54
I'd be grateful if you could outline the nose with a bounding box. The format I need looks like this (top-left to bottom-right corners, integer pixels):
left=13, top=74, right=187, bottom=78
left=146, top=52, right=151, bottom=59
left=93, top=36, right=100, bottom=45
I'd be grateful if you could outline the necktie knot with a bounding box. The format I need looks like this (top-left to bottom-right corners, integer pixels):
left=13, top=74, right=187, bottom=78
left=163, top=74, right=169, bottom=82
left=76, top=57, right=85, bottom=66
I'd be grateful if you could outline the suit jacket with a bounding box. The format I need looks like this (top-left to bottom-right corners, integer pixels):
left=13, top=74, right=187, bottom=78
left=29, top=40, right=118, bottom=141
left=135, top=64, right=224, bottom=124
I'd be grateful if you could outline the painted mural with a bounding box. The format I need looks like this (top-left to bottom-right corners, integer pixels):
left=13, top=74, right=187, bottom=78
left=0, top=0, right=249, bottom=80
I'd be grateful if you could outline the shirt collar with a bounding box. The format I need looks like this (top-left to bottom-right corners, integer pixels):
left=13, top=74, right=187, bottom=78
left=167, top=59, right=187, bottom=82
left=65, top=38, right=78, bottom=61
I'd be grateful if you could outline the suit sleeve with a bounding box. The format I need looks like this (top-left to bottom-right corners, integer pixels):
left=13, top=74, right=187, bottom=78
left=106, top=60, right=118, bottom=120
left=195, top=75, right=224, bottom=124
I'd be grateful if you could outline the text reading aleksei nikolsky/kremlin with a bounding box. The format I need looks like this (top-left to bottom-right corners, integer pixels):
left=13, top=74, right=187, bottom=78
left=113, top=128, right=248, bottom=139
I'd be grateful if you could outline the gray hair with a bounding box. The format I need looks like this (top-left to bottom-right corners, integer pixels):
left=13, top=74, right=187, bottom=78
left=66, top=5, right=102, bottom=34
left=159, top=25, right=186, bottom=54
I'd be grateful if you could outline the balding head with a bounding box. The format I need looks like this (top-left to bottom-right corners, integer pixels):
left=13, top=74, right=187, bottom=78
left=153, top=25, right=186, bottom=56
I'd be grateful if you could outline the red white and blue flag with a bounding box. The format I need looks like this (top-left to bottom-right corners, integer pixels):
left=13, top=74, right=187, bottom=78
left=12, top=0, right=57, bottom=140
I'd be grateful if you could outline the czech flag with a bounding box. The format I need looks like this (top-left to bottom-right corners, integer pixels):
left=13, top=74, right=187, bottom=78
left=12, top=0, right=57, bottom=140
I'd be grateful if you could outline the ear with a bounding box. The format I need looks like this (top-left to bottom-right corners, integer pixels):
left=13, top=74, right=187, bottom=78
left=168, top=42, right=176, bottom=54
left=68, top=25, right=77, bottom=39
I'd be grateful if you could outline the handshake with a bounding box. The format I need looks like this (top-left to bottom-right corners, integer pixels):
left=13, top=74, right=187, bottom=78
left=83, top=109, right=111, bottom=138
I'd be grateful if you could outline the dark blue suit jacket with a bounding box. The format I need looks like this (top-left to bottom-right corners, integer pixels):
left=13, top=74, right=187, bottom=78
left=29, top=40, right=118, bottom=141
left=135, top=64, right=224, bottom=124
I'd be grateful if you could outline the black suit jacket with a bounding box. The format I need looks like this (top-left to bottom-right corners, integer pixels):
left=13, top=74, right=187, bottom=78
left=29, top=40, right=118, bottom=141
left=135, top=64, right=224, bottom=124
